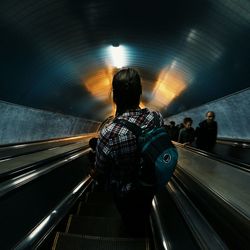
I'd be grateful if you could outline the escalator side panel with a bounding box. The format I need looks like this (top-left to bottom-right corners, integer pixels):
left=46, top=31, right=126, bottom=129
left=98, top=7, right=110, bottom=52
left=174, top=167, right=250, bottom=249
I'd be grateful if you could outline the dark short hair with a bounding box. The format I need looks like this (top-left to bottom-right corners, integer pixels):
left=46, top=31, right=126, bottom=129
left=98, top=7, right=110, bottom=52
left=112, top=68, right=142, bottom=114
left=183, top=117, right=193, bottom=124
left=170, top=121, right=175, bottom=126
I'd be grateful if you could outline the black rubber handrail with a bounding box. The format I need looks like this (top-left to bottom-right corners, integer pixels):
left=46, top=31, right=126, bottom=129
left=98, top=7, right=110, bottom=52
left=150, top=188, right=200, bottom=250
left=0, top=140, right=94, bottom=250
left=14, top=175, right=93, bottom=250
left=151, top=179, right=227, bottom=250
left=217, top=138, right=250, bottom=148
left=166, top=179, right=227, bottom=249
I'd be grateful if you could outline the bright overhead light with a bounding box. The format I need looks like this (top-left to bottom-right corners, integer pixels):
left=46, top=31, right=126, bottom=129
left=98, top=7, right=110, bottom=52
left=108, top=45, right=127, bottom=68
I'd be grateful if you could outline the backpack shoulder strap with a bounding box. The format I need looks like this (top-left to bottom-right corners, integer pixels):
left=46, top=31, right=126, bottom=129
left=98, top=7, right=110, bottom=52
left=152, top=111, right=161, bottom=127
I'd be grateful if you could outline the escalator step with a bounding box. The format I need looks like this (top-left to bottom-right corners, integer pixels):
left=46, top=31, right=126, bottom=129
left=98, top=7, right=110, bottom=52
left=78, top=202, right=120, bottom=218
left=86, top=192, right=114, bottom=205
left=66, top=215, right=129, bottom=237
left=52, top=232, right=150, bottom=250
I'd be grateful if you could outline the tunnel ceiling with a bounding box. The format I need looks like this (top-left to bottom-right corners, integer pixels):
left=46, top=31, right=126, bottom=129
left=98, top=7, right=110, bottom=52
left=0, top=0, right=250, bottom=121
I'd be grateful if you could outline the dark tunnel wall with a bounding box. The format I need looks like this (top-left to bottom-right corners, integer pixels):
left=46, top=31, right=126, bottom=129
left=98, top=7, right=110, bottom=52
left=0, top=88, right=249, bottom=144
left=0, top=101, right=100, bottom=144
left=164, top=88, right=250, bottom=141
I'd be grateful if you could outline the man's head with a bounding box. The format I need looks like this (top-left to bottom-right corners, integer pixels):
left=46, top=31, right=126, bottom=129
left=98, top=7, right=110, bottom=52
left=112, top=68, right=142, bottom=114
left=183, top=117, right=193, bottom=129
left=206, top=111, right=215, bottom=123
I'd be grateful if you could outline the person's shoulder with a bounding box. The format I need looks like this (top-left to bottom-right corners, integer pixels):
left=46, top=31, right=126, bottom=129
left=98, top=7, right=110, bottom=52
left=144, top=108, right=163, bottom=120
left=179, top=128, right=185, bottom=133
left=211, top=121, right=218, bottom=129
left=150, top=108, right=162, bottom=116
left=148, top=108, right=165, bottom=126
left=99, top=121, right=120, bottom=139
left=199, top=120, right=207, bottom=127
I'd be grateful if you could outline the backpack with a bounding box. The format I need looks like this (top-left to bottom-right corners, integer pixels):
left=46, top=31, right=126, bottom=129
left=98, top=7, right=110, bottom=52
left=115, top=112, right=178, bottom=190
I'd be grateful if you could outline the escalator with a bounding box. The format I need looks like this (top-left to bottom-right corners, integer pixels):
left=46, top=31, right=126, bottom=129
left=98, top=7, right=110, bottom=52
left=0, top=136, right=249, bottom=249
left=50, top=175, right=227, bottom=250
left=49, top=139, right=249, bottom=250
left=0, top=135, right=94, bottom=250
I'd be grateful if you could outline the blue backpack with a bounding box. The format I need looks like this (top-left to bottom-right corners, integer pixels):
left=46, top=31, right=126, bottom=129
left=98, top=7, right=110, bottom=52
left=116, top=113, right=178, bottom=189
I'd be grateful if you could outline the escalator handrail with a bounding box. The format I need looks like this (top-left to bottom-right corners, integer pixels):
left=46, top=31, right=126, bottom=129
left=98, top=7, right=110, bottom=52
left=13, top=175, right=93, bottom=250
left=167, top=178, right=228, bottom=249
left=150, top=195, right=172, bottom=250
left=150, top=180, right=227, bottom=250
left=217, top=138, right=250, bottom=148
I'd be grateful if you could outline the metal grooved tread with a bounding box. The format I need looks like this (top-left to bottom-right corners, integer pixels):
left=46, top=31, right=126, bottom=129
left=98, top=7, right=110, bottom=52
left=53, top=233, right=150, bottom=250
left=78, top=202, right=120, bottom=218
left=67, top=215, right=128, bottom=237
left=86, top=192, right=114, bottom=204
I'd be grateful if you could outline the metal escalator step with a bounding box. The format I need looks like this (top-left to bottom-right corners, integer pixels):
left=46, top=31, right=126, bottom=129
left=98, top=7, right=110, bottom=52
left=86, top=192, right=114, bottom=205
left=53, top=232, right=151, bottom=250
left=77, top=202, right=120, bottom=218
left=66, top=215, right=129, bottom=237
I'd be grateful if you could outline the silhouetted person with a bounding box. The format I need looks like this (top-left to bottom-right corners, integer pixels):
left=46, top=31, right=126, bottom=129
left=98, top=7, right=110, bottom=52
left=94, top=68, right=164, bottom=237
left=195, top=111, right=217, bottom=152
left=178, top=117, right=195, bottom=145
left=166, top=121, right=179, bottom=141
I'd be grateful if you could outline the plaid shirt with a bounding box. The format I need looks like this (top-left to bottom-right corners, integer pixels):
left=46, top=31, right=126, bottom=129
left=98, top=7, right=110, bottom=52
left=95, top=108, right=164, bottom=188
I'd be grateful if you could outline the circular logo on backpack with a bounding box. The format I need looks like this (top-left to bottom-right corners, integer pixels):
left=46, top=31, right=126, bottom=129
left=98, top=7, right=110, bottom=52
left=163, top=153, right=171, bottom=163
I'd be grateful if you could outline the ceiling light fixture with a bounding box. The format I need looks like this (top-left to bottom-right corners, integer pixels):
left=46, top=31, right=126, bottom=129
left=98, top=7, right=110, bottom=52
left=109, top=44, right=127, bottom=68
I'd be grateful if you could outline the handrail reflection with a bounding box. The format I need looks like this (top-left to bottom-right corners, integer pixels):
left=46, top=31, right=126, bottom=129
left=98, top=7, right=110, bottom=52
left=14, top=176, right=93, bottom=250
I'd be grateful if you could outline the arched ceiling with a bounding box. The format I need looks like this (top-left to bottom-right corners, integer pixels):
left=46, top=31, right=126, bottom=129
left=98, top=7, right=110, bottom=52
left=0, top=0, right=249, bottom=121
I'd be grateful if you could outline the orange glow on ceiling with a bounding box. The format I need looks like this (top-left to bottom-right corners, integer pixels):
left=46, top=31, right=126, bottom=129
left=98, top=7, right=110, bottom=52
left=83, top=67, right=182, bottom=117
left=83, top=67, right=117, bottom=117
left=84, top=68, right=114, bottom=102
left=139, top=101, right=146, bottom=109
left=149, top=69, right=187, bottom=109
